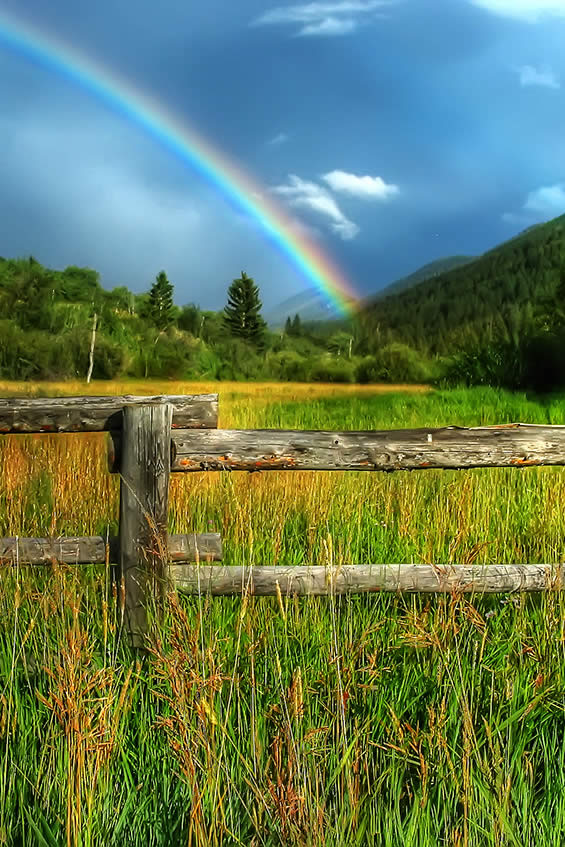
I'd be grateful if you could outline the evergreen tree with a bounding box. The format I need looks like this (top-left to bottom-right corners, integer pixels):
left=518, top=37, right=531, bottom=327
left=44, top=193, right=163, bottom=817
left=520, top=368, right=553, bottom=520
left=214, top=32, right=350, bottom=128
left=148, top=271, right=175, bottom=331
left=284, top=316, right=292, bottom=335
left=223, top=271, right=266, bottom=346
left=291, top=313, right=302, bottom=336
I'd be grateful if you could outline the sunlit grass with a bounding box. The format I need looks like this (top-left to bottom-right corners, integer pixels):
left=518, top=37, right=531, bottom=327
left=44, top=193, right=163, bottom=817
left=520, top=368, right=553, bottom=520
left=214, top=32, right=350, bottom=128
left=2, top=381, right=565, bottom=845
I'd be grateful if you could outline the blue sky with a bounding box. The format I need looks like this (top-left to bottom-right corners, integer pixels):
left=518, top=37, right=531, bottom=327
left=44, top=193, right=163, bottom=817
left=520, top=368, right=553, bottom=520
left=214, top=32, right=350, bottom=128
left=0, top=0, right=564, bottom=311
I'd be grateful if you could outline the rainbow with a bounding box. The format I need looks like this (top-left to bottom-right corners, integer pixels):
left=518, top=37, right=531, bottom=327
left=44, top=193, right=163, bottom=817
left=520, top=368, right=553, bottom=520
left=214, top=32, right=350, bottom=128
left=0, top=10, right=360, bottom=316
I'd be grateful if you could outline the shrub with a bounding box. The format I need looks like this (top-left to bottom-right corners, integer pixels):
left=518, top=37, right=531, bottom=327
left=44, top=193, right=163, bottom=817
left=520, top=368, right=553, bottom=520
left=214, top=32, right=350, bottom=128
left=310, top=357, right=355, bottom=383
left=356, top=343, right=435, bottom=384
left=442, top=342, right=522, bottom=389
left=266, top=351, right=311, bottom=381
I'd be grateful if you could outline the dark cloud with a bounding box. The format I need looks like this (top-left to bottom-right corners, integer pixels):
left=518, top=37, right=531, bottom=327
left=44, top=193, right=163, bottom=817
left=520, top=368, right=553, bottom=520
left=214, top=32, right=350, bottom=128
left=0, top=0, right=564, bottom=308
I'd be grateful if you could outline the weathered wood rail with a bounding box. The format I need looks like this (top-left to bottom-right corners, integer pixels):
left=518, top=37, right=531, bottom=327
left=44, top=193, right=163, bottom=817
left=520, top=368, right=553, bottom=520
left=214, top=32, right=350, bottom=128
left=0, top=394, right=218, bottom=432
left=170, top=564, right=565, bottom=595
left=3, top=394, right=565, bottom=645
left=0, top=534, right=222, bottom=565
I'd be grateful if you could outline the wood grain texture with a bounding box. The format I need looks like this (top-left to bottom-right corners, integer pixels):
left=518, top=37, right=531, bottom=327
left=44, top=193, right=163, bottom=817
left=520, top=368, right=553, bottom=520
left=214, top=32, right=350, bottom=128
left=0, top=536, right=107, bottom=565
left=170, top=563, right=565, bottom=595
left=0, top=394, right=218, bottom=433
left=0, top=533, right=222, bottom=565
left=167, top=424, right=565, bottom=473
left=118, top=404, right=172, bottom=645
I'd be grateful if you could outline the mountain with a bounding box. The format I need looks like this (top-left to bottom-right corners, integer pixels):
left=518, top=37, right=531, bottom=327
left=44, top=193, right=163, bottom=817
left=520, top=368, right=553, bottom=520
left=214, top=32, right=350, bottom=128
left=375, top=255, right=477, bottom=299
left=362, top=213, right=565, bottom=354
left=267, top=255, right=478, bottom=326
left=265, top=288, right=347, bottom=326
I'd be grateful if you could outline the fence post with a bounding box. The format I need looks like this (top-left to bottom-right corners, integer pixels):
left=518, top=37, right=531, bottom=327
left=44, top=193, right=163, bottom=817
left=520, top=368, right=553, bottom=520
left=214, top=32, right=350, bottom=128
left=118, top=403, right=173, bottom=646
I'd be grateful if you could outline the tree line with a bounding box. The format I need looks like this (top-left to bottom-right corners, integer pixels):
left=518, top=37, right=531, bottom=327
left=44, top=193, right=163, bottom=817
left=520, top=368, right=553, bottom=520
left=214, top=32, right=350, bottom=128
left=0, top=258, right=359, bottom=382
left=2, top=211, right=565, bottom=389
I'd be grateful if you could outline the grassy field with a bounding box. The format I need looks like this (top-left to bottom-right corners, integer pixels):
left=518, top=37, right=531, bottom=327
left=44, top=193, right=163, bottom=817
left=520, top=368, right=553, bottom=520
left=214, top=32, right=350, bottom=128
left=2, top=381, right=565, bottom=846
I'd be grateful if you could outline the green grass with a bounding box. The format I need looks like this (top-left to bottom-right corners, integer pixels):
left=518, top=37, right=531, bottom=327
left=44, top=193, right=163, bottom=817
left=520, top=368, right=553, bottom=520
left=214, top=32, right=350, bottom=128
left=2, top=384, right=565, bottom=846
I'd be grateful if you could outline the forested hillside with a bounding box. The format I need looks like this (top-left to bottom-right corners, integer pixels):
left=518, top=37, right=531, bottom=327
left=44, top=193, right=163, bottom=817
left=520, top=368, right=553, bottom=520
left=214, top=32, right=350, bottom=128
left=374, top=254, right=476, bottom=299
left=357, top=214, right=565, bottom=389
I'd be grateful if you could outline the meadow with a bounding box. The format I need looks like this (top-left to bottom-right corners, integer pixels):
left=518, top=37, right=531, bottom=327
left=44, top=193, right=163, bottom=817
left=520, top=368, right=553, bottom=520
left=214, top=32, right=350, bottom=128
left=2, top=380, right=565, bottom=846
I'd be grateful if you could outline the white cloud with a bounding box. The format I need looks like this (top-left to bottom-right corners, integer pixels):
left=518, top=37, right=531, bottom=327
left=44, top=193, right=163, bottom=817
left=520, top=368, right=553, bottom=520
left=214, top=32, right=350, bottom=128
left=517, top=65, right=560, bottom=88
left=253, top=1, right=393, bottom=36
left=502, top=182, right=565, bottom=224
left=272, top=174, right=359, bottom=239
left=469, top=0, right=565, bottom=21
left=322, top=169, right=399, bottom=199
left=299, top=16, right=357, bottom=35
left=268, top=132, right=289, bottom=146
left=524, top=183, right=565, bottom=214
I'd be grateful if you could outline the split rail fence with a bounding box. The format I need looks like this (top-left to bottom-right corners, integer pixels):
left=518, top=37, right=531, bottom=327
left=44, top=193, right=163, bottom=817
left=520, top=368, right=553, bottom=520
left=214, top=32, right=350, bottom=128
left=3, top=393, right=565, bottom=643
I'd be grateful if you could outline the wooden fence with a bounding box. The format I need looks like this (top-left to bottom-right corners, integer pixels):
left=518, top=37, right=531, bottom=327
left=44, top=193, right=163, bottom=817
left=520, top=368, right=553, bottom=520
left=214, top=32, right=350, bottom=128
left=3, top=393, right=565, bottom=644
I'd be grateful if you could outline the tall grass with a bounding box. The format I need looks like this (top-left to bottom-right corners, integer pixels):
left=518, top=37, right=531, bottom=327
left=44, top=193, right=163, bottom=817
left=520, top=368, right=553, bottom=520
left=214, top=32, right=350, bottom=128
left=2, top=382, right=565, bottom=845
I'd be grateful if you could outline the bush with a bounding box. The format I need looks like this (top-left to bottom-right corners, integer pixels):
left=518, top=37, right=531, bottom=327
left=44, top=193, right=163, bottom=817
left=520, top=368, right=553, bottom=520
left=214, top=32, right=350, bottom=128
left=266, top=351, right=311, bottom=381
left=356, top=343, right=435, bottom=384
left=310, top=357, right=355, bottom=383
left=130, top=333, right=193, bottom=379
left=214, top=340, right=264, bottom=381
left=442, top=342, right=522, bottom=389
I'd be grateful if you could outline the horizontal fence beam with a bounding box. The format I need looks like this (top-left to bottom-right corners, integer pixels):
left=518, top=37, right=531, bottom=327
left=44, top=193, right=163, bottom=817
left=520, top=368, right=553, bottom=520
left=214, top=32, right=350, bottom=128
left=0, top=394, right=218, bottom=433
left=134, top=423, right=565, bottom=473
left=170, top=563, right=564, bottom=595
left=0, top=533, right=222, bottom=565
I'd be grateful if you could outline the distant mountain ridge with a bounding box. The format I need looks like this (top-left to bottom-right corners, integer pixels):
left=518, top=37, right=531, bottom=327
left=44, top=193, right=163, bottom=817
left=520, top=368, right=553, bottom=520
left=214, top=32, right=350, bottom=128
left=374, top=255, right=477, bottom=300
left=267, top=255, right=479, bottom=326
left=267, top=219, right=558, bottom=327
left=265, top=289, right=345, bottom=326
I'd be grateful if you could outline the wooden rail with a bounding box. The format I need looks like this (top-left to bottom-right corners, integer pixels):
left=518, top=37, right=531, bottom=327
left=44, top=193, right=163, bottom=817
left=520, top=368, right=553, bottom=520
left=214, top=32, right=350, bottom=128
left=109, top=424, right=565, bottom=473
left=3, top=393, right=565, bottom=646
left=0, top=534, right=222, bottom=565
left=170, top=564, right=564, bottom=595
left=0, top=394, right=218, bottom=432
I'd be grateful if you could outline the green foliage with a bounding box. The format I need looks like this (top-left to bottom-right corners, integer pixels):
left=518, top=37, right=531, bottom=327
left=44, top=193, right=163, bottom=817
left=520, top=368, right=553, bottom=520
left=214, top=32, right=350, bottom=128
left=147, top=271, right=175, bottom=331
left=356, top=343, right=437, bottom=384
left=177, top=303, right=202, bottom=335
left=357, top=213, right=565, bottom=390
left=309, top=357, right=355, bottom=383
left=284, top=312, right=303, bottom=337
left=442, top=341, right=523, bottom=389
left=266, top=350, right=311, bottom=381
left=214, top=339, right=264, bottom=380
left=223, top=271, right=267, bottom=347
left=7, top=216, right=565, bottom=391
left=327, top=331, right=353, bottom=357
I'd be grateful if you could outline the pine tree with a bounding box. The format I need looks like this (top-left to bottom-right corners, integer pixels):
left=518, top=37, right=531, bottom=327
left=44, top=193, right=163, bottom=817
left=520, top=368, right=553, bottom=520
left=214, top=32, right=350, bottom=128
left=284, top=316, right=292, bottom=335
left=148, top=271, right=175, bottom=331
left=291, top=313, right=302, bottom=336
left=223, top=271, right=266, bottom=346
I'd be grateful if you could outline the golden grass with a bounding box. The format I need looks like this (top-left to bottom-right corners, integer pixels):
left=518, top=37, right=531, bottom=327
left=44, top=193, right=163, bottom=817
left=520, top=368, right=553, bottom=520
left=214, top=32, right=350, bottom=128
left=2, top=382, right=565, bottom=844
left=0, top=379, right=429, bottom=428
